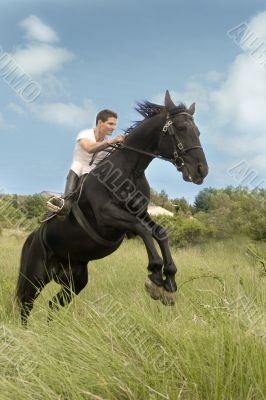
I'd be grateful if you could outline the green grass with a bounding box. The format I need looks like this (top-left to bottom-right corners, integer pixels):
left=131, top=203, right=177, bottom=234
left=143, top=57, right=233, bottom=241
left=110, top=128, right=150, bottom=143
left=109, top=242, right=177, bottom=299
left=0, top=231, right=265, bottom=400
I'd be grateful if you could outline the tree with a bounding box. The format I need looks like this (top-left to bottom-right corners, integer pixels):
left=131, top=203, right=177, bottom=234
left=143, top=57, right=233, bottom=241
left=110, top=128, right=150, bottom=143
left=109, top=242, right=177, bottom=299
left=150, top=188, right=175, bottom=212
left=171, top=196, right=194, bottom=215
left=23, top=194, right=47, bottom=220
left=194, top=188, right=217, bottom=212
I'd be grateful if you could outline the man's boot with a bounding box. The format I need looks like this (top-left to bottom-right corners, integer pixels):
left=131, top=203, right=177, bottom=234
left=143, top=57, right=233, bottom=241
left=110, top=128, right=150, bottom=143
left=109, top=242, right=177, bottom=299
left=47, top=170, right=79, bottom=215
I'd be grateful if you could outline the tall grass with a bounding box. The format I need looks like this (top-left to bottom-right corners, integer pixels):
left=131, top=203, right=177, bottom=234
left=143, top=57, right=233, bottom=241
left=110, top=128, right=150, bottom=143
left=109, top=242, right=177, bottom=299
left=0, top=232, right=265, bottom=399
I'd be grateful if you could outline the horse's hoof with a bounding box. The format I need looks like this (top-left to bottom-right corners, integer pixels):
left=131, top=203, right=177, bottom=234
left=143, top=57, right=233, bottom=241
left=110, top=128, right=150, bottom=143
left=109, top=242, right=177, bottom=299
left=144, top=278, right=163, bottom=300
left=160, top=290, right=176, bottom=306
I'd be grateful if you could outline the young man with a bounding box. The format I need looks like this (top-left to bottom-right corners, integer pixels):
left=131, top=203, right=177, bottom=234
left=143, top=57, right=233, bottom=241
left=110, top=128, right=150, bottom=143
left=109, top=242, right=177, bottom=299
left=47, top=109, right=124, bottom=214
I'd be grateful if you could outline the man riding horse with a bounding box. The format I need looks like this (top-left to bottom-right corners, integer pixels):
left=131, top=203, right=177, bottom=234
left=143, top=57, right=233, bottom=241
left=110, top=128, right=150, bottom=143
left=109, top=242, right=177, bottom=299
left=47, top=109, right=125, bottom=215
left=16, top=91, right=208, bottom=326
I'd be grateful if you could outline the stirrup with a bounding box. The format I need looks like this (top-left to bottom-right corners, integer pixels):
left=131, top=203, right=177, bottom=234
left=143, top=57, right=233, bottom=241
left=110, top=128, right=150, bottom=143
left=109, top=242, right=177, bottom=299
left=47, top=196, right=65, bottom=213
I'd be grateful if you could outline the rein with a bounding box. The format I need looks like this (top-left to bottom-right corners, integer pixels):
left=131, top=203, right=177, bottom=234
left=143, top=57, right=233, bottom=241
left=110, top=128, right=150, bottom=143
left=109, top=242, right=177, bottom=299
left=108, top=143, right=174, bottom=163
left=110, top=112, right=202, bottom=170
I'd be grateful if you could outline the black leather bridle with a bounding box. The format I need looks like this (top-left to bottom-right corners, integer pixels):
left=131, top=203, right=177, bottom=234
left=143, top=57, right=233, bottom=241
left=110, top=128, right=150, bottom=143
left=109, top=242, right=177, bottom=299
left=162, top=111, right=202, bottom=169
left=110, top=111, right=202, bottom=170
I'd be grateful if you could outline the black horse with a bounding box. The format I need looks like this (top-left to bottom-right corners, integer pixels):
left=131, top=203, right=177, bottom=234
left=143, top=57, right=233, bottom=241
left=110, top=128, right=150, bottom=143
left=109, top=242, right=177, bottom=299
left=16, top=90, right=208, bottom=325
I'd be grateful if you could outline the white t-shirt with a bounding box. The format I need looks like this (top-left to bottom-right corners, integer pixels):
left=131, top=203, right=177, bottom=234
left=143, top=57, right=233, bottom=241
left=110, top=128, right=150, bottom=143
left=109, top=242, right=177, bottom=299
left=70, top=128, right=107, bottom=176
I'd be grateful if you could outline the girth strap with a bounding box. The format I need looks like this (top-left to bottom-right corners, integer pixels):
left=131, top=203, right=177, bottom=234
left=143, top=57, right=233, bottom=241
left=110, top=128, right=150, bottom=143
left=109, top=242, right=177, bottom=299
left=72, top=201, right=124, bottom=247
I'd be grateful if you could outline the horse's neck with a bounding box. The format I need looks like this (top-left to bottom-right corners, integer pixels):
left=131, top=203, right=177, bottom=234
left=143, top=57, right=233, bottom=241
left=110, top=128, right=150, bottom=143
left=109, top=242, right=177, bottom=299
left=124, top=114, right=164, bottom=174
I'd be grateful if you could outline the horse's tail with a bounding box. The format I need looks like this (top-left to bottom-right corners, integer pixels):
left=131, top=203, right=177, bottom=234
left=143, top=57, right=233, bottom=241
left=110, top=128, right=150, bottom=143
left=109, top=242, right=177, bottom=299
left=15, top=231, right=36, bottom=305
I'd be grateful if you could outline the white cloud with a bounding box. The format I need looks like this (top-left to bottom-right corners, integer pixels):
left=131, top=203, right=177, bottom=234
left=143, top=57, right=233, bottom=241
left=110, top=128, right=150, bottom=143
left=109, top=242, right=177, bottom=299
left=243, top=11, right=266, bottom=45
left=19, top=15, right=59, bottom=43
left=211, top=54, right=266, bottom=134
left=207, top=48, right=266, bottom=167
left=250, top=154, right=266, bottom=172
left=12, top=44, right=74, bottom=77
left=4, top=15, right=75, bottom=92
left=151, top=70, right=222, bottom=114
left=215, top=11, right=266, bottom=141
left=36, top=74, right=71, bottom=98
left=7, top=102, right=25, bottom=115
left=0, top=112, right=4, bottom=128
left=2, top=15, right=93, bottom=134
left=3, top=15, right=87, bottom=129
left=0, top=111, right=16, bottom=130
left=152, top=11, right=266, bottom=176
left=28, top=99, right=97, bottom=128
left=205, top=70, right=223, bottom=82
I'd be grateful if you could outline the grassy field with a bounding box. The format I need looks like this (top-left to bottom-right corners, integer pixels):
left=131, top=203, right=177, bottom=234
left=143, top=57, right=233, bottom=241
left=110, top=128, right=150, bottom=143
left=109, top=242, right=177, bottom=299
left=0, top=231, right=265, bottom=400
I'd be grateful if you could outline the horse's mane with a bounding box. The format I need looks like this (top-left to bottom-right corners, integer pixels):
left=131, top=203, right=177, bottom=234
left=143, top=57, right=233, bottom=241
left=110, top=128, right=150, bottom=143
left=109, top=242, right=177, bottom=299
left=125, top=100, right=186, bottom=134
left=135, top=101, right=165, bottom=119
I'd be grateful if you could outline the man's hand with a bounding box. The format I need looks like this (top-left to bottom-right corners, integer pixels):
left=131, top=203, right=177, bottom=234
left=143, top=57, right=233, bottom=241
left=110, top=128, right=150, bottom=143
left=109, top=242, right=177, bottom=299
left=109, top=134, right=125, bottom=145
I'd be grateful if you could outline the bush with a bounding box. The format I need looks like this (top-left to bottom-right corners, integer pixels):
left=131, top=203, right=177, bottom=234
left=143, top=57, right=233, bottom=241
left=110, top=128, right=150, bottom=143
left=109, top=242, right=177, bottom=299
left=0, top=196, right=27, bottom=229
left=0, top=194, right=46, bottom=231
left=23, top=194, right=47, bottom=220
left=194, top=187, right=266, bottom=241
left=152, top=215, right=215, bottom=247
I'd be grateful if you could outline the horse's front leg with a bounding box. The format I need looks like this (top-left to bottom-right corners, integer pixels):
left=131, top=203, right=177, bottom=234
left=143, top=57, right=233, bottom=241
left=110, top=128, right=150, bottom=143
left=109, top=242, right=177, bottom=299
left=137, top=213, right=177, bottom=304
left=151, top=221, right=177, bottom=305
left=147, top=218, right=177, bottom=292
left=129, top=224, right=166, bottom=298
left=135, top=224, right=176, bottom=305
left=102, top=208, right=165, bottom=301
left=137, top=226, right=165, bottom=300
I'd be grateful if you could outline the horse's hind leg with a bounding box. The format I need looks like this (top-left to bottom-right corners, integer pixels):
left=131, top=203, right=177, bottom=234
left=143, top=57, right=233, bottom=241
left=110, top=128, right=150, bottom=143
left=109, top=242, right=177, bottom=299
left=16, top=232, right=51, bottom=326
left=20, top=273, right=49, bottom=326
left=48, top=262, right=88, bottom=317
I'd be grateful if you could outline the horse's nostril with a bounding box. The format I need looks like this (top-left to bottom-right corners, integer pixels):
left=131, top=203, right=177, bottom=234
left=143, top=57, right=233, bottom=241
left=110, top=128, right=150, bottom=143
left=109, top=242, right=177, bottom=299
left=198, top=164, right=204, bottom=176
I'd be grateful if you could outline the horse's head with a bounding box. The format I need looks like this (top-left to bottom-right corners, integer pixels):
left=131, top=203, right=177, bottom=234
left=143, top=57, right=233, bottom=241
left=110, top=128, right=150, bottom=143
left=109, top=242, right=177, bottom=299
left=158, top=90, right=208, bottom=185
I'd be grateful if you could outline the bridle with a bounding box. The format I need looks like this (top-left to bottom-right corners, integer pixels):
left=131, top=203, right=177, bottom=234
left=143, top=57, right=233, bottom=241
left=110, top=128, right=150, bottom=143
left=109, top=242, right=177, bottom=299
left=162, top=111, right=202, bottom=169
left=109, top=111, right=202, bottom=170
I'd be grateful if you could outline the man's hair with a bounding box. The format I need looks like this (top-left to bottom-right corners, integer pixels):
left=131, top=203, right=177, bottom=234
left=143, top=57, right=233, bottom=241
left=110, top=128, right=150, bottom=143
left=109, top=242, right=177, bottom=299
left=96, top=109, right=117, bottom=124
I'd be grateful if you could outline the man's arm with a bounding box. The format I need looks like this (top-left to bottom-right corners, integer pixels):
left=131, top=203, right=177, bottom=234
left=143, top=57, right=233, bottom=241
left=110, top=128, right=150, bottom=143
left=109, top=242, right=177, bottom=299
left=79, top=134, right=125, bottom=154
left=79, top=139, right=109, bottom=154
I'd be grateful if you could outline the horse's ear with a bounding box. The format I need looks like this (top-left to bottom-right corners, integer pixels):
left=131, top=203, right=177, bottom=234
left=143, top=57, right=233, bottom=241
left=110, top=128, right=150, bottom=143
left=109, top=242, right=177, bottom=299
left=164, top=90, right=176, bottom=111
left=188, top=102, right=195, bottom=115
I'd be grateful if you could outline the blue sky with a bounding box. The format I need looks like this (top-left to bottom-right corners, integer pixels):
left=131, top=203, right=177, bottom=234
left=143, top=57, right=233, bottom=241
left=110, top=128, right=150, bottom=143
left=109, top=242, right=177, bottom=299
left=0, top=0, right=266, bottom=203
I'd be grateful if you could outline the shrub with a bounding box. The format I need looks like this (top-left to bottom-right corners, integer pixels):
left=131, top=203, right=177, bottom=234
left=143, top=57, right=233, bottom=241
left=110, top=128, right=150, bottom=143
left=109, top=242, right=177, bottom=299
left=23, top=194, right=47, bottom=220
left=0, top=196, right=27, bottom=229
left=194, top=186, right=266, bottom=241
left=152, top=215, right=215, bottom=247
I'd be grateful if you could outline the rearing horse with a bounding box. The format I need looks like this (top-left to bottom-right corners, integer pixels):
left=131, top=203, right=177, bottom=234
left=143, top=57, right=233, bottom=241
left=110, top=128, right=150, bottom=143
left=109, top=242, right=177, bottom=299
left=16, top=90, right=208, bottom=325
